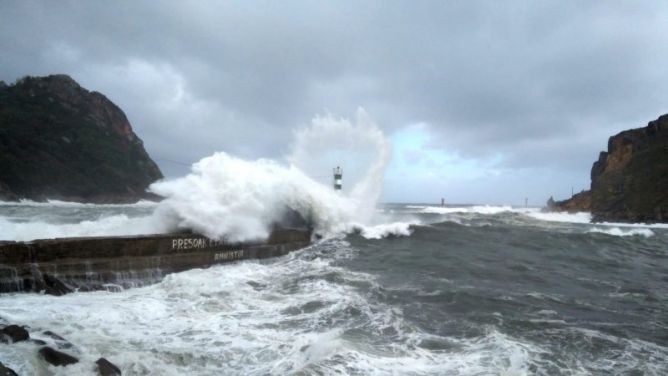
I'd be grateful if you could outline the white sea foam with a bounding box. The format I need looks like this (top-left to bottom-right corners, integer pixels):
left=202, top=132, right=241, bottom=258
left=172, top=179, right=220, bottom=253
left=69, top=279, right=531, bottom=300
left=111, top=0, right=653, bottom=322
left=593, top=220, right=668, bottom=230
left=353, top=221, right=415, bottom=239
left=149, top=108, right=405, bottom=241
left=0, top=215, right=165, bottom=242
left=0, top=199, right=158, bottom=208
left=414, top=205, right=667, bottom=233
left=525, top=211, right=592, bottom=224
left=149, top=153, right=356, bottom=241
left=587, top=227, right=655, bottom=237
left=418, top=205, right=517, bottom=215
left=0, top=240, right=543, bottom=375
left=528, top=211, right=668, bottom=230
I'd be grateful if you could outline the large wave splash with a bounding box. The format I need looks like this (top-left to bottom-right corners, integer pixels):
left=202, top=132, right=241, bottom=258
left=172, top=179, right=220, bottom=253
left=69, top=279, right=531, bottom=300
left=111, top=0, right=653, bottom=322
left=150, top=108, right=399, bottom=241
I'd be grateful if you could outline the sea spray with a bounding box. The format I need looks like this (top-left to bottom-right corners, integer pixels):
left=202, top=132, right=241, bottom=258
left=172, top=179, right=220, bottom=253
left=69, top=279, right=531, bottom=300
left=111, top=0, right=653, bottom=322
left=150, top=108, right=400, bottom=241
left=288, top=108, right=391, bottom=225
left=0, top=215, right=163, bottom=242
left=150, top=154, right=355, bottom=241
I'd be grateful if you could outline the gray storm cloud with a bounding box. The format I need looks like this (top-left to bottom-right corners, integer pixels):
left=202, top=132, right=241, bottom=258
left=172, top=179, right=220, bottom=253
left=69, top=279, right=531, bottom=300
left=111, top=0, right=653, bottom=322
left=1, top=1, right=667, bottom=203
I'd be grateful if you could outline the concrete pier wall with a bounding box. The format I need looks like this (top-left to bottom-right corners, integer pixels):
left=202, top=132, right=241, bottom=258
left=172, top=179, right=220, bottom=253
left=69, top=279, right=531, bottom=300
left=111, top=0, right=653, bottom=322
left=0, top=229, right=311, bottom=294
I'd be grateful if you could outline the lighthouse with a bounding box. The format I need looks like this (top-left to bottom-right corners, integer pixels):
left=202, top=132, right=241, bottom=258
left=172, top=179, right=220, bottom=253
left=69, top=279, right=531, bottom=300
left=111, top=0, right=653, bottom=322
left=333, top=166, right=342, bottom=191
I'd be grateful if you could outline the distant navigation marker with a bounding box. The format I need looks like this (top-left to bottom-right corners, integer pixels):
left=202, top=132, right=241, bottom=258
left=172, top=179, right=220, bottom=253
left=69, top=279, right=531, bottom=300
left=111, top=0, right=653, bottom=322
left=333, top=166, right=342, bottom=191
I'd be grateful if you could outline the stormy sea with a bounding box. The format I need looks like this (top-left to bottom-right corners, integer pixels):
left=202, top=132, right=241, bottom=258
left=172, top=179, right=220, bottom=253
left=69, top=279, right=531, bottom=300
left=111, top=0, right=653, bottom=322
left=0, top=201, right=667, bottom=375
left=1, top=112, right=667, bottom=375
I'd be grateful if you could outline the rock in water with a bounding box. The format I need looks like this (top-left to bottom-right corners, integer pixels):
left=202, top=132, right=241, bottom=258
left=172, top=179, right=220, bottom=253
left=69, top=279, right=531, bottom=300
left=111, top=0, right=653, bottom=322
left=590, top=114, right=668, bottom=222
left=42, top=330, right=74, bottom=349
left=0, top=325, right=29, bottom=343
left=42, top=274, right=73, bottom=296
left=546, top=191, right=591, bottom=213
left=38, top=346, right=79, bottom=367
left=0, top=74, right=163, bottom=203
left=96, top=358, right=122, bottom=376
left=0, top=362, right=18, bottom=376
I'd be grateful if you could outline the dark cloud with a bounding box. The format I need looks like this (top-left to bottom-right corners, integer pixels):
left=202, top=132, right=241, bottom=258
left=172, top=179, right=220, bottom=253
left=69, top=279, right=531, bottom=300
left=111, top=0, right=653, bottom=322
left=1, top=1, right=666, bottom=202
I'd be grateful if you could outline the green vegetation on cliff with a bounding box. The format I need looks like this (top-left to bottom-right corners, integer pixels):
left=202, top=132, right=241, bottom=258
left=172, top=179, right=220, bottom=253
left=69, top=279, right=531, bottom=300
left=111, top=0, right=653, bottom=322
left=0, top=74, right=163, bottom=203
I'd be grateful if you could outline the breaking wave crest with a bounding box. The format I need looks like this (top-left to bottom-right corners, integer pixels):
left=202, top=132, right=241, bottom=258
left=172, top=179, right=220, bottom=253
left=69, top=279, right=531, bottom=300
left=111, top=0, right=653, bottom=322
left=587, top=227, right=655, bottom=237
left=149, top=108, right=405, bottom=241
left=412, top=205, right=668, bottom=231
left=150, top=152, right=356, bottom=241
left=414, top=205, right=517, bottom=215
left=0, top=109, right=415, bottom=242
left=0, top=215, right=165, bottom=242
left=0, top=199, right=158, bottom=208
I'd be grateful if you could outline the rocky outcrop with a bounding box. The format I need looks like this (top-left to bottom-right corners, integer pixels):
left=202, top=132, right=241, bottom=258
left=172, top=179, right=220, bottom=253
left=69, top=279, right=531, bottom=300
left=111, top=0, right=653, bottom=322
left=0, top=362, right=18, bottom=376
left=547, top=114, right=667, bottom=222
left=590, top=114, right=667, bottom=222
left=42, top=330, right=74, bottom=349
left=96, top=358, right=122, bottom=376
left=547, top=190, right=591, bottom=213
left=39, top=346, right=79, bottom=367
left=0, top=74, right=163, bottom=203
left=0, top=322, right=124, bottom=372
left=0, top=325, right=29, bottom=343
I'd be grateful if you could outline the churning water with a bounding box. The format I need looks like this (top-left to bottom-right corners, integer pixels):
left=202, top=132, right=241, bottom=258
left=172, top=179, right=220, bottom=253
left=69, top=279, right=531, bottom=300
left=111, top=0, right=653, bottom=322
left=1, top=111, right=666, bottom=374
left=0, top=202, right=667, bottom=375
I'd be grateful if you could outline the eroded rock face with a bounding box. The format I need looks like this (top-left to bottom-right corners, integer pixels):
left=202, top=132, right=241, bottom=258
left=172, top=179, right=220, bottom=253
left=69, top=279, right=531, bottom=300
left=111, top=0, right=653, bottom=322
left=590, top=114, right=668, bottom=222
left=547, top=114, right=667, bottom=223
left=0, top=74, right=163, bottom=203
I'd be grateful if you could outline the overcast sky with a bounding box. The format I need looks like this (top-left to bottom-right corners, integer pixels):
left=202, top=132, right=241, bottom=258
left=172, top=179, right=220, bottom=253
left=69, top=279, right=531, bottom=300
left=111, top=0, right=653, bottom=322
left=1, top=1, right=667, bottom=205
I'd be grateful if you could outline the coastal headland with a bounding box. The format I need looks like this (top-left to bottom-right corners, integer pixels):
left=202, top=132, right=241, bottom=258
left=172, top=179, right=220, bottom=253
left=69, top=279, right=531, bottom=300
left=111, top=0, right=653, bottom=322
left=0, top=75, right=163, bottom=203
left=548, top=113, right=667, bottom=223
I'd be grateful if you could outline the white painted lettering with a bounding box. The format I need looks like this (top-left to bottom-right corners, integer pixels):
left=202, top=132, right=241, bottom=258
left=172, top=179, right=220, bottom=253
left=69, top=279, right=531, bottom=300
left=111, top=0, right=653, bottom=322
left=213, top=249, right=244, bottom=261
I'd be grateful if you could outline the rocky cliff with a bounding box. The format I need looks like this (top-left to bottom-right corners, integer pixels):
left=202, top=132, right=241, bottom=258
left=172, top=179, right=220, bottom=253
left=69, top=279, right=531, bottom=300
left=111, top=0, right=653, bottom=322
left=589, top=114, right=667, bottom=222
left=548, top=114, right=667, bottom=222
left=0, top=74, right=163, bottom=203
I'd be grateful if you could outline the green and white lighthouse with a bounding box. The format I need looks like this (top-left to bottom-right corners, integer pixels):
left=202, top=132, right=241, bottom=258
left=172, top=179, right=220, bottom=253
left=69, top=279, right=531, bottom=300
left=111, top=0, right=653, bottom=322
left=333, top=166, right=342, bottom=191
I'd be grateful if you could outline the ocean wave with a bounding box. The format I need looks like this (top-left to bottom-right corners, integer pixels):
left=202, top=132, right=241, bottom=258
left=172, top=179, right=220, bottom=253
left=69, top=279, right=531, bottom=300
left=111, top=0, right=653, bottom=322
left=412, top=205, right=667, bottom=232
left=587, top=227, right=655, bottom=237
left=416, top=205, right=522, bottom=215
left=0, top=240, right=546, bottom=376
left=0, top=215, right=164, bottom=241
left=527, top=211, right=668, bottom=230
left=352, top=221, right=416, bottom=239
left=149, top=110, right=392, bottom=242
left=0, top=199, right=159, bottom=208
left=525, top=211, right=592, bottom=224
